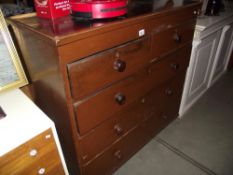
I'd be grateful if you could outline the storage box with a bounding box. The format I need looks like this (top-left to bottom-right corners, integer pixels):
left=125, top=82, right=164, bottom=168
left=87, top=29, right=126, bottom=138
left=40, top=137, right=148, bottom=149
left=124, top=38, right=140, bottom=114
left=34, top=0, right=70, bottom=19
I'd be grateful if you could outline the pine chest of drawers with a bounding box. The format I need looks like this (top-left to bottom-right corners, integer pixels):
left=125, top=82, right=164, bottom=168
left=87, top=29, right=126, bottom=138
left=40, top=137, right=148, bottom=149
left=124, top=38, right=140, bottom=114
left=10, top=1, right=202, bottom=174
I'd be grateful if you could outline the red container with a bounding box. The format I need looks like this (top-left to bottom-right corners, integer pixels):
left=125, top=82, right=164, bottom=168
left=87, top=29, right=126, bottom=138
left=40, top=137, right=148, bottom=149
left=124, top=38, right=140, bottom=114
left=70, top=0, right=127, bottom=19
left=34, top=0, right=71, bottom=19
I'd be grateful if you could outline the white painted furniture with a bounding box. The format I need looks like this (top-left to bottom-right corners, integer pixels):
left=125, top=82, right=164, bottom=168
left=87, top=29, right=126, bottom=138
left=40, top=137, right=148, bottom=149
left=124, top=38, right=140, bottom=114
left=179, top=5, right=233, bottom=116
left=0, top=89, right=69, bottom=175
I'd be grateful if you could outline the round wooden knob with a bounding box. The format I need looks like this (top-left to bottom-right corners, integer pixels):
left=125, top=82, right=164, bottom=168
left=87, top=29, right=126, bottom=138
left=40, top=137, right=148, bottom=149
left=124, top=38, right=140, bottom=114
left=170, top=63, right=180, bottom=70
left=114, top=59, right=126, bottom=72
left=165, top=88, right=173, bottom=96
left=115, top=93, right=126, bottom=105
left=114, top=124, right=123, bottom=135
left=173, top=33, right=181, bottom=43
left=114, top=150, right=123, bottom=160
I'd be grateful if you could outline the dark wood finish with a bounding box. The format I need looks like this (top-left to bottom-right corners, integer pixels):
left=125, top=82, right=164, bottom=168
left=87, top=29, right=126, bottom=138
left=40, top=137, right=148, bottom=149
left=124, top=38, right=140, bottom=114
left=81, top=73, right=185, bottom=175
left=78, top=66, right=187, bottom=164
left=74, top=44, right=191, bottom=135
left=0, top=129, right=65, bottom=175
left=68, top=37, right=150, bottom=100
left=151, top=19, right=195, bottom=60
left=9, top=1, right=201, bottom=174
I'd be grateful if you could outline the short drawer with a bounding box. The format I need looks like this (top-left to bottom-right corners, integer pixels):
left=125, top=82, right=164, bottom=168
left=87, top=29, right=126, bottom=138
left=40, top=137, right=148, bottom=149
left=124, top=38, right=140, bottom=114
left=68, top=37, right=150, bottom=100
left=148, top=72, right=186, bottom=126
left=74, top=44, right=191, bottom=135
left=0, top=129, right=65, bottom=175
left=81, top=73, right=186, bottom=175
left=151, top=20, right=195, bottom=60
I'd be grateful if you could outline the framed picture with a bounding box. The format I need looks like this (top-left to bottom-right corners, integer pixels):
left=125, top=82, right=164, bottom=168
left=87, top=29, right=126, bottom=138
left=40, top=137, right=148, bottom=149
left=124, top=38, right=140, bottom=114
left=0, top=9, right=28, bottom=92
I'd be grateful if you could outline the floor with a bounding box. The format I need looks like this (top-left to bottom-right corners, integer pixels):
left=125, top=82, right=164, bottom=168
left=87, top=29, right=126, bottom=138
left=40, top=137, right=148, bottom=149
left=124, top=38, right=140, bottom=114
left=114, top=70, right=233, bottom=175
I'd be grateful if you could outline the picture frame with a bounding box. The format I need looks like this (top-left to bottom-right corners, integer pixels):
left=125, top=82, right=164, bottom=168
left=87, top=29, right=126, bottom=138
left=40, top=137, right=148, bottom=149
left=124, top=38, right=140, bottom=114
left=0, top=9, right=28, bottom=92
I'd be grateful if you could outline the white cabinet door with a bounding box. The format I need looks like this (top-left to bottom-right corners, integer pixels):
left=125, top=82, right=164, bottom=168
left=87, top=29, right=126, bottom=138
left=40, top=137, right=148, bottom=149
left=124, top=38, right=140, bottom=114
left=209, top=24, right=233, bottom=86
left=179, top=30, right=221, bottom=116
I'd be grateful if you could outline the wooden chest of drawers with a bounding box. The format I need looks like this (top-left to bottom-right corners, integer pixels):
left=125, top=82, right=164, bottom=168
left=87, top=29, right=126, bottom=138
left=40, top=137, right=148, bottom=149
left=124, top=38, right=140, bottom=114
left=10, top=1, right=201, bottom=174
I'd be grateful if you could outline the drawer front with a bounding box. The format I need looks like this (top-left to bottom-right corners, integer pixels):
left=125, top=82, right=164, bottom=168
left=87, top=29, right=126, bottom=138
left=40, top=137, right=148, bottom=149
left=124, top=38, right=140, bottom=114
left=150, top=5, right=201, bottom=34
left=81, top=73, right=186, bottom=175
left=148, top=73, right=186, bottom=127
left=59, top=21, right=151, bottom=62
left=0, top=129, right=65, bottom=175
left=151, top=20, right=195, bottom=60
left=68, top=37, right=150, bottom=100
left=74, top=44, right=192, bottom=135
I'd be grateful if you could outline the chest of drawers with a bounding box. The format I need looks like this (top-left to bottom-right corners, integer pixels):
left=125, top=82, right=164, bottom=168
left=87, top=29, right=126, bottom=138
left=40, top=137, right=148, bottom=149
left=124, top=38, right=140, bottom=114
left=10, top=1, right=201, bottom=174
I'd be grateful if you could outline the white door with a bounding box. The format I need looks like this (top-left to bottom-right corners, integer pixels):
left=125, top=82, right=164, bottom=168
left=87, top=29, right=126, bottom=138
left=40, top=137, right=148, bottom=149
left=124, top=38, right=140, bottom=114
left=179, top=30, right=221, bottom=116
left=209, top=24, right=233, bottom=86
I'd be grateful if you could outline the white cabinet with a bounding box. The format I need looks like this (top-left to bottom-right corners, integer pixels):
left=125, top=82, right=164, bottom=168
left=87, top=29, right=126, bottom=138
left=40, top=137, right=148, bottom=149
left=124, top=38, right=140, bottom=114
left=180, top=31, right=221, bottom=115
left=179, top=7, right=233, bottom=116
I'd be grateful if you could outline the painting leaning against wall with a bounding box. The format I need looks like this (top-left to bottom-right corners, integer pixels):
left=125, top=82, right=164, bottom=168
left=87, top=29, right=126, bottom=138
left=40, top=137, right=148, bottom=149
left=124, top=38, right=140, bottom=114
left=0, top=8, right=27, bottom=92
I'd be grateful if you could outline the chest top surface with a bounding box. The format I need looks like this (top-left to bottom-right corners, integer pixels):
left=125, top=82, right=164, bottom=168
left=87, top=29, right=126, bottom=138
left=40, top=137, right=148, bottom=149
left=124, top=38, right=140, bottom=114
left=10, top=0, right=201, bottom=45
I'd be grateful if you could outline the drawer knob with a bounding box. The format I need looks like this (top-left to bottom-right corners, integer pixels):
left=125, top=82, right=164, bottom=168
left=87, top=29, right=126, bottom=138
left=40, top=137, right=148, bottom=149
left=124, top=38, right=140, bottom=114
left=115, top=93, right=126, bottom=105
left=114, top=124, right=124, bottom=135
left=38, top=168, right=46, bottom=174
left=114, top=150, right=123, bottom=160
left=114, top=59, right=126, bottom=72
left=165, top=88, right=173, bottom=96
left=170, top=63, right=180, bottom=70
left=193, top=10, right=200, bottom=15
left=162, top=115, right=168, bottom=120
left=173, top=33, right=181, bottom=43
left=29, top=149, right=38, bottom=157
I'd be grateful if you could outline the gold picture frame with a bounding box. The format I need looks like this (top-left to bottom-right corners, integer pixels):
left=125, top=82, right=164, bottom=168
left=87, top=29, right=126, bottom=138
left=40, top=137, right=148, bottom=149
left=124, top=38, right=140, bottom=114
left=0, top=9, right=28, bottom=92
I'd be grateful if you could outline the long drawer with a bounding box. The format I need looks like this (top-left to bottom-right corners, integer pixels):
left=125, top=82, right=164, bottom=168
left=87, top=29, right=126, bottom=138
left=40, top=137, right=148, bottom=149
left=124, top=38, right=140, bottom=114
left=74, top=44, right=191, bottom=135
left=0, top=129, right=65, bottom=175
left=68, top=37, right=150, bottom=100
left=81, top=73, right=186, bottom=175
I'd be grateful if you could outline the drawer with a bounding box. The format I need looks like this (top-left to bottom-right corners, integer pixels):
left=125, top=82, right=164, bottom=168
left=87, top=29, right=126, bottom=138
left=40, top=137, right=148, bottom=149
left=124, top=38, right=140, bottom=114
left=151, top=20, right=195, bottom=60
left=68, top=37, right=150, bottom=100
left=59, top=21, right=151, bottom=62
left=150, top=4, right=201, bottom=34
left=0, top=129, right=65, bottom=175
left=81, top=73, right=186, bottom=175
left=74, top=44, right=192, bottom=135
left=148, top=72, right=186, bottom=127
